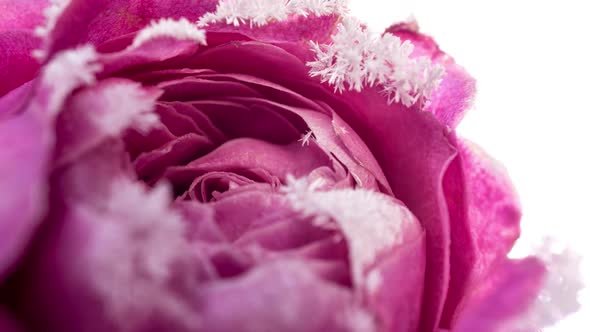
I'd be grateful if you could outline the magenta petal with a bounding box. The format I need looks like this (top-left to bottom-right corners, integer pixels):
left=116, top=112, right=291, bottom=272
left=0, top=109, right=52, bottom=280
left=387, top=23, right=476, bottom=128
left=441, top=138, right=522, bottom=324
left=451, top=257, right=546, bottom=332
left=0, top=80, right=34, bottom=118
left=198, top=260, right=368, bottom=332
left=44, top=0, right=218, bottom=57
left=0, top=0, right=47, bottom=31
left=0, top=31, right=40, bottom=96
left=335, top=87, right=457, bottom=332
left=364, top=232, right=426, bottom=332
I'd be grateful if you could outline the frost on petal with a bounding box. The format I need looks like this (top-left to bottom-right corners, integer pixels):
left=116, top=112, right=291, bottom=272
left=308, top=18, right=445, bottom=107
left=506, top=241, right=584, bottom=331
left=85, top=179, right=198, bottom=329
left=198, top=0, right=346, bottom=27
left=89, top=81, right=161, bottom=135
left=130, top=18, right=207, bottom=49
left=282, top=176, right=420, bottom=283
left=37, top=44, right=101, bottom=115
left=282, top=176, right=425, bottom=332
left=32, top=0, right=69, bottom=59
left=55, top=79, right=162, bottom=167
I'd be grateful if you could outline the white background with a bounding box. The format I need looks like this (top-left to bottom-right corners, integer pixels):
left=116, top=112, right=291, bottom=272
left=349, top=0, right=590, bottom=330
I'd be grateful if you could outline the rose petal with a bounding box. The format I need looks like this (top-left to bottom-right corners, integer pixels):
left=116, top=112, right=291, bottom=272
left=191, top=100, right=302, bottom=144
left=387, top=23, right=476, bottom=128
left=0, top=80, right=34, bottom=119
left=135, top=133, right=215, bottom=184
left=334, top=87, right=458, bottom=332
left=0, top=31, right=41, bottom=97
left=0, top=0, right=47, bottom=31
left=0, top=108, right=52, bottom=280
left=164, top=138, right=331, bottom=193
left=451, top=257, right=546, bottom=332
left=198, top=260, right=373, bottom=332
left=440, top=137, right=522, bottom=325
left=284, top=184, right=426, bottom=332
left=43, top=0, right=218, bottom=57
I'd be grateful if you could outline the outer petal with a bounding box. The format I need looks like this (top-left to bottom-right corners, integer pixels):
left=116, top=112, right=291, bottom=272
left=451, top=257, right=546, bottom=332
left=43, top=0, right=218, bottom=57
left=0, top=31, right=41, bottom=96
left=387, top=22, right=476, bottom=128
left=336, top=88, right=457, bottom=332
left=0, top=108, right=53, bottom=281
left=440, top=137, right=522, bottom=325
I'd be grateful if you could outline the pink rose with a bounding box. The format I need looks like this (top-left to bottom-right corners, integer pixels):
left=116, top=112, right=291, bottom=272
left=0, top=1, right=576, bottom=332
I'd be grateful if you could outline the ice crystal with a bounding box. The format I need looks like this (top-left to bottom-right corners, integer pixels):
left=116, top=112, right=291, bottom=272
left=198, top=0, right=346, bottom=27
left=131, top=18, right=207, bottom=49
left=87, top=180, right=197, bottom=329
left=308, top=18, right=445, bottom=107
left=88, top=82, right=161, bottom=136
left=41, top=45, right=102, bottom=115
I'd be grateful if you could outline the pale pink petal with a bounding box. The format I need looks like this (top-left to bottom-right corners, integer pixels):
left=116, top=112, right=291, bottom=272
left=198, top=260, right=374, bottom=332
left=0, top=108, right=53, bottom=280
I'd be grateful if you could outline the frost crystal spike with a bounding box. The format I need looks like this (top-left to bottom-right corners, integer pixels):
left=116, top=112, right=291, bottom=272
left=308, top=18, right=445, bottom=107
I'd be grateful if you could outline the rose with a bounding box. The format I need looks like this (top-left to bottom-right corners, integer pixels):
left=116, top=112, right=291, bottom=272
left=0, top=1, right=565, bottom=332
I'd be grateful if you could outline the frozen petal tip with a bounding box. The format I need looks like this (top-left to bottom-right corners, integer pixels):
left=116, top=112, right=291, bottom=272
left=88, top=81, right=162, bottom=136
left=198, top=0, right=346, bottom=27
left=308, top=18, right=445, bottom=107
left=41, top=44, right=102, bottom=115
left=509, top=239, right=584, bottom=330
left=130, top=18, right=207, bottom=49
left=282, top=176, right=419, bottom=283
left=87, top=179, right=197, bottom=329
left=33, top=0, right=70, bottom=59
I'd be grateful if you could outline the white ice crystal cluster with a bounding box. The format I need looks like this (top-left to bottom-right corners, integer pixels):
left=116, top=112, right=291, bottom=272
left=308, top=18, right=445, bottom=107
